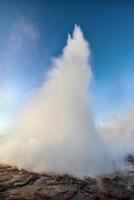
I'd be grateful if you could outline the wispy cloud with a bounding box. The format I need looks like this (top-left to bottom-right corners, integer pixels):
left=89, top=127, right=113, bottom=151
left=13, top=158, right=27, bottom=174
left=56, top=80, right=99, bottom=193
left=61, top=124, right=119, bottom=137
left=8, top=17, right=39, bottom=50
left=0, top=17, right=40, bottom=131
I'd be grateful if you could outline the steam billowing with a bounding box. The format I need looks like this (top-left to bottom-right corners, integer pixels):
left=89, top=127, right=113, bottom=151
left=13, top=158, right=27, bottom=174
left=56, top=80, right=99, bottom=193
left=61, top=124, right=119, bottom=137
left=0, top=26, right=133, bottom=176
left=99, top=111, right=134, bottom=164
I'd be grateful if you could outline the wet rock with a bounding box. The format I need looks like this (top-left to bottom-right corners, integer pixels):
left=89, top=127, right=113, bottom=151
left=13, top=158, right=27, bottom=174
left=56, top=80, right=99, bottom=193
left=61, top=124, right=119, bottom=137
left=0, top=164, right=134, bottom=199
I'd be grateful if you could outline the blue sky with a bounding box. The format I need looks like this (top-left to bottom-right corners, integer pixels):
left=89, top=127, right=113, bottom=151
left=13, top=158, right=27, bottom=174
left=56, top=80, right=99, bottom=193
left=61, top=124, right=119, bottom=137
left=0, top=0, right=134, bottom=129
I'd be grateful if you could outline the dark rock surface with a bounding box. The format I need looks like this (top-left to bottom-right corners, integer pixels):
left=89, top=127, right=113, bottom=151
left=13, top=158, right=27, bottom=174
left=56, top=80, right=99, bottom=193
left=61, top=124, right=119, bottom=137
left=125, top=154, right=134, bottom=167
left=0, top=165, right=134, bottom=199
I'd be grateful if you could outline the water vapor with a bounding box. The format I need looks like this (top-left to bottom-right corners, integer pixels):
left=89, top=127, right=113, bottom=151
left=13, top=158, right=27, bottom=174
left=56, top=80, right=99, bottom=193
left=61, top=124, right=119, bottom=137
left=99, top=110, right=134, bottom=165
left=0, top=25, right=133, bottom=176
left=0, top=26, right=112, bottom=176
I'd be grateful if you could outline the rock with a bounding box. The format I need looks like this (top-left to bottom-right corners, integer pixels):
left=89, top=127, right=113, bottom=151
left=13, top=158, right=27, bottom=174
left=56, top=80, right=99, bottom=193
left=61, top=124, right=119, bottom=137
left=99, top=171, right=134, bottom=199
left=125, top=154, right=134, bottom=167
left=0, top=164, right=134, bottom=199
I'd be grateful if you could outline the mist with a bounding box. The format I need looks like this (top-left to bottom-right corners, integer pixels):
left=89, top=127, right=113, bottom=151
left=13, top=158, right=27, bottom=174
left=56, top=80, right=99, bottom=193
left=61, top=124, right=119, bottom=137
left=0, top=25, right=133, bottom=177
left=99, top=110, right=134, bottom=164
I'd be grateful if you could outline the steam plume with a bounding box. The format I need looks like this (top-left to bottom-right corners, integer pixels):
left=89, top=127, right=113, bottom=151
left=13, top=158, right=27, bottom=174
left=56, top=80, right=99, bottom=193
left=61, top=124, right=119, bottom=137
left=0, top=26, right=119, bottom=176
left=99, top=110, right=134, bottom=164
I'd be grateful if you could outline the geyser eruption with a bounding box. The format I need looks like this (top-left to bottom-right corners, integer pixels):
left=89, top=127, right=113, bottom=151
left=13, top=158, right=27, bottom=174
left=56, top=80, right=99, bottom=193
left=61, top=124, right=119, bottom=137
left=0, top=25, right=110, bottom=176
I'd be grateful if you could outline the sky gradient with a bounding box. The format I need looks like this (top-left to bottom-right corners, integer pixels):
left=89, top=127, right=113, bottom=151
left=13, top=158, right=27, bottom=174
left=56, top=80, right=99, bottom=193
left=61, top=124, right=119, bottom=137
left=0, top=0, right=134, bottom=130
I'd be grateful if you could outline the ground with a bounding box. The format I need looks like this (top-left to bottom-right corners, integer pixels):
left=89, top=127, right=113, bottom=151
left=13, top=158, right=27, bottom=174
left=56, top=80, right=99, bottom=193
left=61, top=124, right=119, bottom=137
left=0, top=161, right=134, bottom=200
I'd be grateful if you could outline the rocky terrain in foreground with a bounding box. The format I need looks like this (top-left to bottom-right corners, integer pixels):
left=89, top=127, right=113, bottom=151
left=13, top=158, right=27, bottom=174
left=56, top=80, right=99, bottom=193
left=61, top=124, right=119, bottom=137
left=0, top=156, right=134, bottom=200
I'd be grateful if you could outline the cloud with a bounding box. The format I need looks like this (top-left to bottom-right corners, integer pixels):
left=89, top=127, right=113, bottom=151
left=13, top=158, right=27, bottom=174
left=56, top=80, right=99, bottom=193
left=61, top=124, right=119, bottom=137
left=8, top=17, right=39, bottom=50
left=0, top=17, right=40, bottom=132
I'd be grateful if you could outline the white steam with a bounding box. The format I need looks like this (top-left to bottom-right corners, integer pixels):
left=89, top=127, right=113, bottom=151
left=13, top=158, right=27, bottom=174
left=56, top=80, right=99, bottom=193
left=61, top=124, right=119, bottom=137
left=99, top=110, right=134, bottom=163
left=0, top=25, right=111, bottom=176
left=0, top=25, right=133, bottom=176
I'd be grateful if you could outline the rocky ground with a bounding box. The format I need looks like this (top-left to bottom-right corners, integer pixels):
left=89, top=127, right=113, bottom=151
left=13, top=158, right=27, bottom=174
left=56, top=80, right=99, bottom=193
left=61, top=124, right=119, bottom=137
left=0, top=156, right=134, bottom=200
left=0, top=167, right=134, bottom=200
